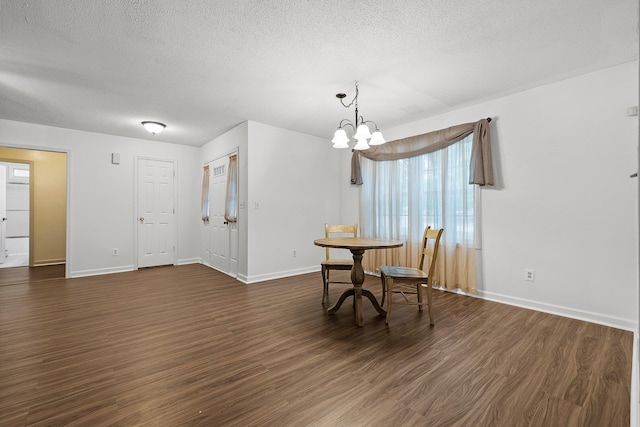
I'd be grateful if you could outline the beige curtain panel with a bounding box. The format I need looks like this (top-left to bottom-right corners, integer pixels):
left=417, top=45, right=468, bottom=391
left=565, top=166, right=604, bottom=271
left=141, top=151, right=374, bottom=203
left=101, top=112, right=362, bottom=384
left=433, top=244, right=477, bottom=293
left=351, top=118, right=493, bottom=186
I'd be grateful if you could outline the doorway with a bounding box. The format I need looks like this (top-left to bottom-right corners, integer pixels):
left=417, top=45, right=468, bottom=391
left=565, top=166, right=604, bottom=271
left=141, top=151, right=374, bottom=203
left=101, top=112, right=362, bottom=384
left=202, top=152, right=238, bottom=277
left=0, top=147, right=67, bottom=277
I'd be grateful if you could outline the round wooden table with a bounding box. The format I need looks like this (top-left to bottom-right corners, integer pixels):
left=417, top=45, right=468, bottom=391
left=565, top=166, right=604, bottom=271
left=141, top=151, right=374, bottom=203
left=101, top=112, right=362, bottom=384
left=314, top=237, right=403, bottom=326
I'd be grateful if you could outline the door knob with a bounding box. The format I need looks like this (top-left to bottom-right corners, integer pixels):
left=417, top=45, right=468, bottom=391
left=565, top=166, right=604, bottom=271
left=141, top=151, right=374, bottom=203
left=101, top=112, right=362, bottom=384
left=139, top=217, right=144, bottom=222
left=1, top=218, right=6, bottom=221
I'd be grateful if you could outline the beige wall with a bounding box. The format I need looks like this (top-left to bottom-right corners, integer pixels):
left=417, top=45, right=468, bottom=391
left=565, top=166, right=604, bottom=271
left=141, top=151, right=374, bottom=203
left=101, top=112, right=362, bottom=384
left=0, top=148, right=66, bottom=265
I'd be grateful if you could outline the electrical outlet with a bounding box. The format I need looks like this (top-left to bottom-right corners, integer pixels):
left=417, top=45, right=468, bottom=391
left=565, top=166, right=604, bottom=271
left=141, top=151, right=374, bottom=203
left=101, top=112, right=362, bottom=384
left=112, top=248, right=119, bottom=256
left=525, top=268, right=535, bottom=282
left=292, top=249, right=297, bottom=257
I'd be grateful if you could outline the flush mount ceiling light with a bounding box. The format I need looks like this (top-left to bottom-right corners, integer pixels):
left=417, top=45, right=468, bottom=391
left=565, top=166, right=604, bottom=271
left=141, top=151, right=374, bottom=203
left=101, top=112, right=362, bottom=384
left=331, top=81, right=385, bottom=150
left=141, top=121, right=166, bottom=135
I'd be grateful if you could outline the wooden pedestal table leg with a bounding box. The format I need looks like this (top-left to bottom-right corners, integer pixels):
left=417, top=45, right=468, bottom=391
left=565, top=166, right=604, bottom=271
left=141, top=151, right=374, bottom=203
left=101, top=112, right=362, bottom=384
left=362, top=289, right=387, bottom=317
left=327, top=248, right=368, bottom=326
left=327, top=289, right=355, bottom=315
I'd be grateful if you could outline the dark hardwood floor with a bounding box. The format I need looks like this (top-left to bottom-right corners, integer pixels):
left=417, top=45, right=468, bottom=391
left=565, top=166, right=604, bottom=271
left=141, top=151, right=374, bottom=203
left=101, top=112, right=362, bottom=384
left=0, top=264, right=65, bottom=287
left=0, top=264, right=633, bottom=426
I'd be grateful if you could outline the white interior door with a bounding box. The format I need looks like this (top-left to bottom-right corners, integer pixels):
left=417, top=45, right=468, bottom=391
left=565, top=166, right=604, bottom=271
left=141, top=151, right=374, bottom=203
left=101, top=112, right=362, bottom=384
left=207, top=156, right=230, bottom=272
left=137, top=159, right=175, bottom=268
left=0, top=165, right=6, bottom=263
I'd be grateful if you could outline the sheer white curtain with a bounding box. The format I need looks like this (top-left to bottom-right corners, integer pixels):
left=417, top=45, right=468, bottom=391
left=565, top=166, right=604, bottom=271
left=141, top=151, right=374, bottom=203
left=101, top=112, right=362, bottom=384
left=224, top=154, right=238, bottom=222
left=360, top=134, right=479, bottom=292
left=201, top=165, right=210, bottom=222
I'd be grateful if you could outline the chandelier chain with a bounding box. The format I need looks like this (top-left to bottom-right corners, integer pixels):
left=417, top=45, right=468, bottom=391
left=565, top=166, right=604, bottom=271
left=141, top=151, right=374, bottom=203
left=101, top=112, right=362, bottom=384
left=339, top=81, right=359, bottom=110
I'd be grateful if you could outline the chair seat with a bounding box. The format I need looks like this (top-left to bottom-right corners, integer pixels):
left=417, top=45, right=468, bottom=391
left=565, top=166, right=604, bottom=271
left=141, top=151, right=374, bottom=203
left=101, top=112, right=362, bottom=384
left=321, top=259, right=353, bottom=267
left=380, top=265, right=428, bottom=279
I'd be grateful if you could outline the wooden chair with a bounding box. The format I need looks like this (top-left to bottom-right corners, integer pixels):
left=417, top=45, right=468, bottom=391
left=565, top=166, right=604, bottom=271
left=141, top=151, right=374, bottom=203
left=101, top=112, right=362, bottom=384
left=379, top=227, right=443, bottom=324
left=320, top=223, right=357, bottom=304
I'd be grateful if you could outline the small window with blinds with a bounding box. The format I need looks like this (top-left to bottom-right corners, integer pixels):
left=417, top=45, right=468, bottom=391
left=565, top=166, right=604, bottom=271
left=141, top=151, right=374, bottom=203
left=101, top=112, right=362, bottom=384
left=213, top=165, right=225, bottom=177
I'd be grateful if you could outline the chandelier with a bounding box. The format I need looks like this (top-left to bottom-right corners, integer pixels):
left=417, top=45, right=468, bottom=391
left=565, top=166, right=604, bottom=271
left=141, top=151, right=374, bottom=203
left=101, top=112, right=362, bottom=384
left=331, top=81, right=385, bottom=150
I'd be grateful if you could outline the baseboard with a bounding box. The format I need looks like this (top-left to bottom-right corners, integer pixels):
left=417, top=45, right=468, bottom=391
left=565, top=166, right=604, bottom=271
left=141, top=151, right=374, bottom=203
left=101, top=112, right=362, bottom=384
left=72, top=259, right=198, bottom=277
left=70, top=265, right=135, bottom=278
left=632, top=331, right=638, bottom=427
left=244, top=266, right=319, bottom=284
left=177, top=258, right=201, bottom=265
left=34, top=259, right=66, bottom=266
left=465, top=289, right=636, bottom=332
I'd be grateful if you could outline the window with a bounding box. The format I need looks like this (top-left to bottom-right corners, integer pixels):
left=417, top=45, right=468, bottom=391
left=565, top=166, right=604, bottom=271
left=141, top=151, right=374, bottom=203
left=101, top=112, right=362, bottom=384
left=360, top=134, right=478, bottom=292
left=11, top=167, right=29, bottom=178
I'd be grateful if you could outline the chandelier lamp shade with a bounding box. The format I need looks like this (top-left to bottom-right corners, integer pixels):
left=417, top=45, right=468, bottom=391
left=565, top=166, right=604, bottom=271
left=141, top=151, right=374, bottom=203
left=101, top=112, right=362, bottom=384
left=141, top=121, right=166, bottom=135
left=331, top=81, right=385, bottom=150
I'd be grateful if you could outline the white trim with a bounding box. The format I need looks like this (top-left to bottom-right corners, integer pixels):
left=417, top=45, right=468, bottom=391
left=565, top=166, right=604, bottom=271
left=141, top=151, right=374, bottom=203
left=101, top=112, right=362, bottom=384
left=33, top=261, right=65, bottom=266
left=220, top=267, right=321, bottom=285
left=70, top=265, right=135, bottom=278
left=632, top=331, right=638, bottom=427
left=202, top=148, right=240, bottom=167
left=442, top=288, right=637, bottom=332
left=177, top=258, right=201, bottom=265
left=65, top=149, right=72, bottom=278
left=71, top=259, right=198, bottom=277
left=244, top=266, right=319, bottom=284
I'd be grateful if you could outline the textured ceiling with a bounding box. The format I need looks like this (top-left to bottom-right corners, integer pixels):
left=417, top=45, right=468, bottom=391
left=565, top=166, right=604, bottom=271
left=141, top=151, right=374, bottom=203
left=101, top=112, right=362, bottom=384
left=0, top=0, right=638, bottom=146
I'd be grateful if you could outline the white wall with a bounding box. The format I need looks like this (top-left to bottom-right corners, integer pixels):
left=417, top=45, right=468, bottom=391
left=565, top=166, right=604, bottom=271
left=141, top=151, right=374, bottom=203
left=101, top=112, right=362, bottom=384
left=200, top=121, right=342, bottom=283
left=245, top=121, right=341, bottom=282
left=0, top=120, right=202, bottom=277
left=341, top=61, right=639, bottom=330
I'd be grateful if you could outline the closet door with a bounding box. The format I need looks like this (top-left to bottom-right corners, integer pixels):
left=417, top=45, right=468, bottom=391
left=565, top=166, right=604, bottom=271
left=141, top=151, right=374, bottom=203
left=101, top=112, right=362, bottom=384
left=137, top=158, right=175, bottom=268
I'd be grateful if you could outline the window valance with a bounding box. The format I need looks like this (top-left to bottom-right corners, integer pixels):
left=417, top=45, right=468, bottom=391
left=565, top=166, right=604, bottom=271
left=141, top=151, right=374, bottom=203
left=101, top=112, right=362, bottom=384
left=351, top=118, right=493, bottom=186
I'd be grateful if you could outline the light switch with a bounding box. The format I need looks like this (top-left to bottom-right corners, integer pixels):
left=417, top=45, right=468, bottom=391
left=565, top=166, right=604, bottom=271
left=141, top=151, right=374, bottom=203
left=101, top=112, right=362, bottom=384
left=111, top=153, right=120, bottom=164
